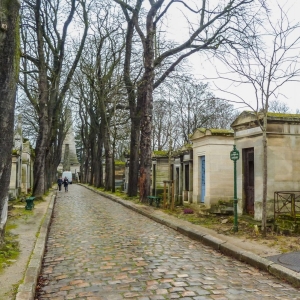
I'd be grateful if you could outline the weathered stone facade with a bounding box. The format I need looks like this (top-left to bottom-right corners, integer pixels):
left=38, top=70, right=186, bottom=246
left=151, top=151, right=170, bottom=197
left=172, top=147, right=193, bottom=205
left=190, top=128, right=234, bottom=207
left=21, top=140, right=33, bottom=194
left=9, top=116, right=34, bottom=199
left=231, top=111, right=300, bottom=221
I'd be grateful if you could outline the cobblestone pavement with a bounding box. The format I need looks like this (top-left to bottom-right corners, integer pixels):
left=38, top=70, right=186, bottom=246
left=35, top=185, right=300, bottom=300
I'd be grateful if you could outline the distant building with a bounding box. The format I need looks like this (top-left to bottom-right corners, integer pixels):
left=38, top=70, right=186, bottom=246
left=57, top=109, right=80, bottom=180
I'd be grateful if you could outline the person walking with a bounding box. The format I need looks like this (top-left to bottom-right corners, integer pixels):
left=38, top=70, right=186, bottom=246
left=63, top=176, right=69, bottom=192
left=57, top=177, right=63, bottom=191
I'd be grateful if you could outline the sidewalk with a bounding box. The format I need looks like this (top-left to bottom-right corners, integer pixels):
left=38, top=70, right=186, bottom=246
left=5, top=192, right=55, bottom=300
left=12, top=184, right=300, bottom=300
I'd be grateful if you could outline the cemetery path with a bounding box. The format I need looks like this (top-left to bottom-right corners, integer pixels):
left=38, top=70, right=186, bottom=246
left=32, top=184, right=300, bottom=300
left=0, top=192, right=53, bottom=300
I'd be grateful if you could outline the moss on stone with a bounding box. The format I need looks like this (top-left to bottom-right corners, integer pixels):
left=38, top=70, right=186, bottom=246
left=11, top=149, right=18, bottom=155
left=209, top=128, right=234, bottom=136
left=197, top=128, right=206, bottom=133
left=267, top=112, right=300, bottom=119
left=115, top=160, right=125, bottom=166
left=153, top=150, right=169, bottom=157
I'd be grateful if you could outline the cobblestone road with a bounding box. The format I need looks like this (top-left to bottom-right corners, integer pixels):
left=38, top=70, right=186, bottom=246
left=35, top=185, right=300, bottom=300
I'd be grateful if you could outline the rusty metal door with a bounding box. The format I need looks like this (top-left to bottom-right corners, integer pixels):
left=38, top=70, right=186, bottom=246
left=243, top=148, right=254, bottom=215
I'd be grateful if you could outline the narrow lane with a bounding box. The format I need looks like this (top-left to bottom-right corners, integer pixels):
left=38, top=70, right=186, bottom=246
left=36, top=185, right=300, bottom=300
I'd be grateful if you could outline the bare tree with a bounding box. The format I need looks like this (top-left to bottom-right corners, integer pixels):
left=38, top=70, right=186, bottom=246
left=71, top=3, right=126, bottom=190
left=114, top=0, right=259, bottom=202
left=19, top=0, right=89, bottom=197
left=216, top=2, right=300, bottom=235
left=268, top=99, right=290, bottom=113
left=171, top=78, right=236, bottom=143
left=152, top=77, right=237, bottom=151
left=0, top=0, right=20, bottom=244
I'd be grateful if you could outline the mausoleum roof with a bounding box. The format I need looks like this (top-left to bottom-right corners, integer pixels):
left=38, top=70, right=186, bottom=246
left=231, top=111, right=300, bottom=129
left=190, top=128, right=234, bottom=140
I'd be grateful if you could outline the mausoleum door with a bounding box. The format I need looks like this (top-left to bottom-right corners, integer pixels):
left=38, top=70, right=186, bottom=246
left=175, top=167, right=179, bottom=195
left=243, top=148, right=254, bottom=215
left=200, top=156, right=205, bottom=203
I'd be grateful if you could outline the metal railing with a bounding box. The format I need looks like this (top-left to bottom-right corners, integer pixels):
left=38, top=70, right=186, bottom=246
left=274, top=191, right=300, bottom=220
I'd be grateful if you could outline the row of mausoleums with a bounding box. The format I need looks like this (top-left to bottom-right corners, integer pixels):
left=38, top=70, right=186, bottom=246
left=9, top=116, right=34, bottom=199
left=150, top=111, right=300, bottom=221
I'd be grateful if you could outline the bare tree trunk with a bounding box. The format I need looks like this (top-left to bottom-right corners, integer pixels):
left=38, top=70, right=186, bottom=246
left=89, top=139, right=95, bottom=185
left=128, top=117, right=140, bottom=197
left=0, top=0, right=20, bottom=244
left=139, top=79, right=153, bottom=203
left=83, top=150, right=90, bottom=183
left=121, top=3, right=141, bottom=197
left=94, top=134, right=103, bottom=188
left=32, top=0, right=50, bottom=198
left=138, top=4, right=156, bottom=203
left=101, top=120, right=113, bottom=191
left=112, top=143, right=116, bottom=193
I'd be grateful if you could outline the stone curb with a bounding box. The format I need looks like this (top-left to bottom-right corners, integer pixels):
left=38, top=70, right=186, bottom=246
left=15, top=193, right=56, bottom=300
left=82, top=184, right=300, bottom=288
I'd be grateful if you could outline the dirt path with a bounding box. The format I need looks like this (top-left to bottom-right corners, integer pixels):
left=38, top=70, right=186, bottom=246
left=0, top=192, right=53, bottom=300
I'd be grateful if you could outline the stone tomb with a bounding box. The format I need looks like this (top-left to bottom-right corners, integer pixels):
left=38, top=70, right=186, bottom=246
left=190, top=128, right=234, bottom=207
left=151, top=151, right=170, bottom=197
left=231, top=111, right=300, bottom=221
left=172, top=146, right=193, bottom=204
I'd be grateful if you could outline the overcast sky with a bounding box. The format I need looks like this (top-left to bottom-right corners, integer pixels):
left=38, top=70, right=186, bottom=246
left=194, top=0, right=300, bottom=113
left=166, top=0, right=300, bottom=113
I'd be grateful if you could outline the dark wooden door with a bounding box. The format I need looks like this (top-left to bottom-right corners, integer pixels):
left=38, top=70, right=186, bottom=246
left=243, top=148, right=254, bottom=215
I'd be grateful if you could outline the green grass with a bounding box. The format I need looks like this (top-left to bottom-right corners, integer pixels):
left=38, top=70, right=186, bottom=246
left=86, top=184, right=140, bottom=203
left=0, top=229, right=20, bottom=273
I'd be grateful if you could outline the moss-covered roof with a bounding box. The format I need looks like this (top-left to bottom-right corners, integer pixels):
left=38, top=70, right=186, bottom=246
left=193, top=128, right=233, bottom=136
left=183, top=143, right=193, bottom=149
left=267, top=112, right=300, bottom=118
left=197, top=128, right=206, bottom=133
left=232, top=111, right=300, bottom=127
left=172, top=145, right=193, bottom=157
left=115, top=160, right=125, bottom=166
left=237, top=110, right=300, bottom=119
left=209, top=128, right=234, bottom=135
left=153, top=150, right=169, bottom=157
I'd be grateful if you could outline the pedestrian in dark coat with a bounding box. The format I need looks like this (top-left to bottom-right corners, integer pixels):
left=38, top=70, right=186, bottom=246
left=63, top=176, right=69, bottom=192
left=57, top=177, right=63, bottom=191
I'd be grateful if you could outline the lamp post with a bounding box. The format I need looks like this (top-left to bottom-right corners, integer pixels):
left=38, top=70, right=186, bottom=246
left=230, top=145, right=240, bottom=232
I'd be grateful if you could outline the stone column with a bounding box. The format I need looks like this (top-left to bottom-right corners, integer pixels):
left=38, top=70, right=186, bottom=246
left=63, top=144, right=70, bottom=171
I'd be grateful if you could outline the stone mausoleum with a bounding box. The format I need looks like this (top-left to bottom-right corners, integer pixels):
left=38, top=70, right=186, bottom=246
left=231, top=111, right=300, bottom=221
left=190, top=128, right=234, bottom=207
left=9, top=115, right=34, bottom=199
